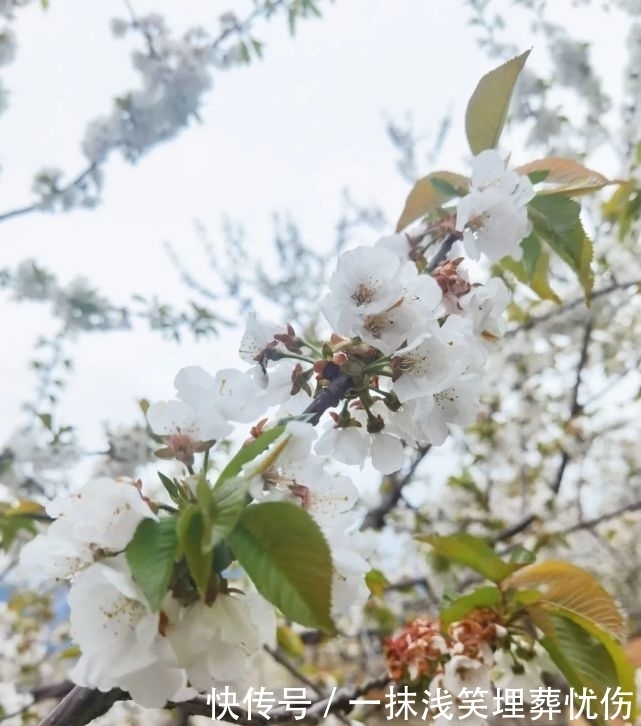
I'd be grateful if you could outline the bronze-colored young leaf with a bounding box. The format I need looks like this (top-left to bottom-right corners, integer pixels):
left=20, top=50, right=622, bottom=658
left=465, top=50, right=530, bottom=155
left=504, top=560, right=626, bottom=641
left=395, top=171, right=469, bottom=232
left=516, top=157, right=614, bottom=196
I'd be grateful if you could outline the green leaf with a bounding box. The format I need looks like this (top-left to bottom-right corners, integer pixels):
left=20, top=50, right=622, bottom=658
left=228, top=501, right=334, bottom=632
left=535, top=612, right=634, bottom=725
left=537, top=628, right=605, bottom=726
left=500, top=234, right=561, bottom=304
left=126, top=517, right=178, bottom=611
left=395, top=171, right=470, bottom=232
left=465, top=50, right=530, bottom=154
left=212, top=541, right=234, bottom=573
left=439, top=585, right=501, bottom=627
left=520, top=232, right=541, bottom=279
left=216, top=425, right=286, bottom=485
left=176, top=505, right=212, bottom=598
left=429, top=176, right=461, bottom=197
left=195, top=477, right=212, bottom=518
left=529, top=194, right=594, bottom=301
left=527, top=170, right=550, bottom=184
left=37, top=412, right=53, bottom=431
left=210, top=476, right=250, bottom=548
left=0, top=514, right=37, bottom=551
left=365, top=568, right=389, bottom=597
left=507, top=545, right=536, bottom=565
left=530, top=194, right=581, bottom=237
left=277, top=624, right=305, bottom=658
left=416, top=533, right=520, bottom=583
left=158, top=472, right=183, bottom=506
left=603, top=181, right=641, bottom=240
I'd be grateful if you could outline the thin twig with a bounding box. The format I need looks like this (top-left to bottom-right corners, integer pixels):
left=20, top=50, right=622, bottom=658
left=505, top=279, right=641, bottom=339
left=427, top=233, right=459, bottom=272
left=361, top=446, right=431, bottom=530
left=264, top=645, right=351, bottom=726
left=555, top=499, right=641, bottom=537
left=551, top=320, right=592, bottom=496
left=301, top=372, right=354, bottom=426
left=264, top=645, right=323, bottom=695
left=0, top=163, right=99, bottom=225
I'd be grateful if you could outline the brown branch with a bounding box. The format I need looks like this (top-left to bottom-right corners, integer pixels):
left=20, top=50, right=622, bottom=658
left=427, top=233, right=459, bottom=272
left=264, top=645, right=322, bottom=695
left=555, top=499, right=641, bottom=537
left=551, top=319, right=592, bottom=495
left=31, top=681, right=75, bottom=703
left=0, top=163, right=100, bottom=225
left=361, top=446, right=431, bottom=530
left=36, top=676, right=391, bottom=726
left=302, top=371, right=354, bottom=426
left=491, top=513, right=539, bottom=544
left=505, top=279, right=641, bottom=339
left=264, top=646, right=351, bottom=726
left=37, top=687, right=127, bottom=726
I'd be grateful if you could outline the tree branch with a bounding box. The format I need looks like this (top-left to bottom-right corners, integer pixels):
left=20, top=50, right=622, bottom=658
left=551, top=319, right=591, bottom=496
left=37, top=686, right=127, bottom=726
left=302, top=371, right=354, bottom=426
left=555, top=499, right=641, bottom=537
left=36, top=675, right=391, bottom=726
left=0, top=163, right=100, bottom=225
left=361, top=446, right=431, bottom=530
left=427, top=233, right=459, bottom=272
left=505, top=280, right=641, bottom=339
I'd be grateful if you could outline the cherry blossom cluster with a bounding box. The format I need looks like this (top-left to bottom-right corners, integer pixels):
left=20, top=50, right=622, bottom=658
left=148, top=371, right=372, bottom=616
left=18, top=477, right=277, bottom=707
left=384, top=612, right=553, bottom=725
left=14, top=149, right=537, bottom=710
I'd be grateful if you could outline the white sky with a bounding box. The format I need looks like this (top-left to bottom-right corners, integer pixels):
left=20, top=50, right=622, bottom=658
left=0, top=0, right=628, bottom=454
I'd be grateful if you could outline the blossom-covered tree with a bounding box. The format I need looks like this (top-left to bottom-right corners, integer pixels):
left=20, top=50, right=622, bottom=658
left=2, top=2, right=641, bottom=726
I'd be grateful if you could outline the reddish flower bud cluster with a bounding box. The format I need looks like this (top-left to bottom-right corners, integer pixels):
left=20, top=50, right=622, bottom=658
left=384, top=609, right=502, bottom=684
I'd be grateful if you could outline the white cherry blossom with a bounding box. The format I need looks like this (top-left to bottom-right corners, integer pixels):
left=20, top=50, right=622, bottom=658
left=147, top=365, right=272, bottom=464
left=18, top=518, right=98, bottom=583
left=19, top=477, right=156, bottom=583
left=398, top=378, right=481, bottom=446
left=321, top=246, right=405, bottom=335
left=239, top=313, right=287, bottom=366
left=460, top=277, right=511, bottom=342
left=322, top=244, right=444, bottom=354
left=391, top=317, right=480, bottom=403
left=316, top=407, right=406, bottom=474
left=374, top=233, right=412, bottom=260
left=167, top=590, right=276, bottom=693
left=246, top=422, right=359, bottom=525
left=68, top=557, right=189, bottom=708
left=456, top=149, right=534, bottom=262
